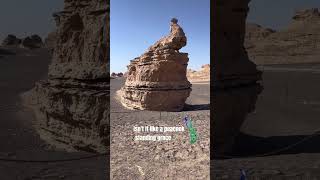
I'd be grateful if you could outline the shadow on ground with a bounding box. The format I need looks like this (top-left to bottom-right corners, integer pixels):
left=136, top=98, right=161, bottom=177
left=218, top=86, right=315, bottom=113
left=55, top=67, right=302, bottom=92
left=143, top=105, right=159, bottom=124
left=183, top=103, right=210, bottom=111
left=215, top=132, right=320, bottom=159
left=0, top=48, right=16, bottom=58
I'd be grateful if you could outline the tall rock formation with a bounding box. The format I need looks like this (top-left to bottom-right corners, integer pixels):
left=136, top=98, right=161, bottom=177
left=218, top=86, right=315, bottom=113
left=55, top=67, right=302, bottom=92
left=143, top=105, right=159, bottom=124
left=23, top=0, right=110, bottom=153
left=117, top=18, right=191, bottom=111
left=213, top=0, right=263, bottom=155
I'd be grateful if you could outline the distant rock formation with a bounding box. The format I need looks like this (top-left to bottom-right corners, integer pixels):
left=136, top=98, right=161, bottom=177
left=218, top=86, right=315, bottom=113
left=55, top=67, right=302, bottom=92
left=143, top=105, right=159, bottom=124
left=245, top=8, right=320, bottom=65
left=117, top=18, right=191, bottom=111
left=245, top=23, right=276, bottom=49
left=23, top=0, right=109, bottom=153
left=111, top=72, right=116, bottom=77
left=117, top=72, right=123, bottom=77
left=187, top=64, right=210, bottom=82
left=22, top=35, right=44, bottom=49
left=111, top=72, right=123, bottom=78
left=1, top=34, right=44, bottom=49
left=2, top=34, right=21, bottom=46
left=213, top=0, right=263, bottom=155
left=292, top=8, right=320, bottom=21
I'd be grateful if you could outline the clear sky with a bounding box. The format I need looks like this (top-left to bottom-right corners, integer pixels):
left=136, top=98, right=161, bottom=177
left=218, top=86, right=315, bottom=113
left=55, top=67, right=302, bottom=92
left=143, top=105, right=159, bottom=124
left=0, top=0, right=63, bottom=42
left=110, top=0, right=210, bottom=73
left=248, top=0, right=320, bottom=30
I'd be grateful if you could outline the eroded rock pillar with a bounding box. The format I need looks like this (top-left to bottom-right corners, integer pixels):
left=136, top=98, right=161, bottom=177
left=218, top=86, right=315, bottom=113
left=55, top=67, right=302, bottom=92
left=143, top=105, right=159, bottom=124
left=24, top=0, right=110, bottom=153
left=213, top=0, right=263, bottom=155
left=117, top=18, right=192, bottom=111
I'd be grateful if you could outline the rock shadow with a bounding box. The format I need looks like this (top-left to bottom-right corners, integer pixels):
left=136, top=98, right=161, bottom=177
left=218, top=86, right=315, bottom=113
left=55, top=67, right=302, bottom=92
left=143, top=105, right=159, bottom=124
left=0, top=48, right=16, bottom=58
left=183, top=103, right=210, bottom=111
left=214, top=132, right=320, bottom=159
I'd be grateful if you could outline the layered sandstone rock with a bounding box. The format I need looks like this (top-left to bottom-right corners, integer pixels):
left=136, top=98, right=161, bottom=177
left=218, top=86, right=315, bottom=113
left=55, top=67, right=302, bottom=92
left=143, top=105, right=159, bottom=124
left=245, top=8, right=320, bottom=65
left=23, top=0, right=109, bottom=153
left=187, top=64, right=210, bottom=82
left=118, top=18, right=191, bottom=111
left=213, top=0, right=263, bottom=155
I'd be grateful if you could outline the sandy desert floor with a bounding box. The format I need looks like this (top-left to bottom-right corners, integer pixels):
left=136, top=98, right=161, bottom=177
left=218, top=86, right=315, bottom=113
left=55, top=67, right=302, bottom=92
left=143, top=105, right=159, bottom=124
left=110, top=78, right=210, bottom=179
left=213, top=64, right=320, bottom=179
left=0, top=47, right=107, bottom=180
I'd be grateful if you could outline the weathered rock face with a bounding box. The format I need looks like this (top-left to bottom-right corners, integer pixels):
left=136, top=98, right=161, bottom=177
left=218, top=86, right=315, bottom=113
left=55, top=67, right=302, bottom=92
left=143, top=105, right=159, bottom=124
left=2, top=34, right=21, bottom=46
left=245, top=8, right=320, bottom=65
left=23, top=0, right=110, bottom=153
left=118, top=19, right=191, bottom=111
left=48, top=0, right=109, bottom=80
left=213, top=0, right=263, bottom=155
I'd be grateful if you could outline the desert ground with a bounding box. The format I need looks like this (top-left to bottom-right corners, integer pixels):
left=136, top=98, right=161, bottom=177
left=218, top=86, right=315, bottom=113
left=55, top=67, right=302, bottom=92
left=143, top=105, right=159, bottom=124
left=0, top=47, right=107, bottom=180
left=110, top=78, right=210, bottom=179
left=213, top=63, right=320, bottom=179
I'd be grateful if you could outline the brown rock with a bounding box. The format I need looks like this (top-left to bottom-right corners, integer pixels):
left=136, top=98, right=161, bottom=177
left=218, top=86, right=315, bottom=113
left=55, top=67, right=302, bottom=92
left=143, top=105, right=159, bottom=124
left=213, top=0, right=262, bottom=155
left=23, top=0, right=110, bottom=153
left=117, top=18, right=191, bottom=111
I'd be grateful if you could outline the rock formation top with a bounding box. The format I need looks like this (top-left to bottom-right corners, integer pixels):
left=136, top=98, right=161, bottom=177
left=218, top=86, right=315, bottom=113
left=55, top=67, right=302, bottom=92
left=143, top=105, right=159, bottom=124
left=292, top=8, right=320, bottom=21
left=147, top=18, right=187, bottom=52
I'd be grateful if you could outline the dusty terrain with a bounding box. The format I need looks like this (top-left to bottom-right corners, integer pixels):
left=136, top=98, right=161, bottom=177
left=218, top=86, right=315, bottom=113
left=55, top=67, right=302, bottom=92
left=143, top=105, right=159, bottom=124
left=110, top=77, right=210, bottom=179
left=213, top=64, right=320, bottom=179
left=0, top=47, right=107, bottom=180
